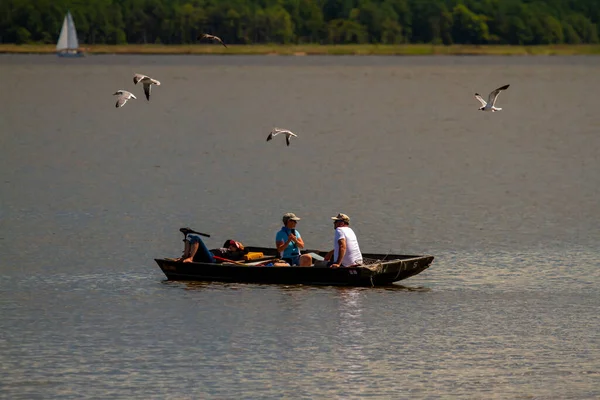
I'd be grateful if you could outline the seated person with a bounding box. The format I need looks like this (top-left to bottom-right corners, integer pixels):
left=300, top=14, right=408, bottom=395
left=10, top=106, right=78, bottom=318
left=315, top=213, right=363, bottom=268
left=275, top=213, right=312, bottom=267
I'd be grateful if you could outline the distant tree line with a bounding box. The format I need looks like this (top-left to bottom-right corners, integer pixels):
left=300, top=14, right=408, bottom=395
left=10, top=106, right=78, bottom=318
left=1, top=0, right=599, bottom=45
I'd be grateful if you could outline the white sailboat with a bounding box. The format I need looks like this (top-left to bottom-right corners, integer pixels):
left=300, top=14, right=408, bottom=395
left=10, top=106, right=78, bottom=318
left=56, top=11, right=84, bottom=57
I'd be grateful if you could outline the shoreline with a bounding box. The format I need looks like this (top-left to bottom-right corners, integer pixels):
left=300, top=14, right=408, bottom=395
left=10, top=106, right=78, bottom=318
left=2, top=44, right=600, bottom=56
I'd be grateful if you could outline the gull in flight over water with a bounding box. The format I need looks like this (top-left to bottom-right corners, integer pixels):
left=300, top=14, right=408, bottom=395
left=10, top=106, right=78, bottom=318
left=266, top=128, right=298, bottom=147
left=133, top=74, right=161, bottom=101
left=475, top=84, right=510, bottom=112
left=199, top=34, right=227, bottom=48
left=113, top=90, right=136, bottom=108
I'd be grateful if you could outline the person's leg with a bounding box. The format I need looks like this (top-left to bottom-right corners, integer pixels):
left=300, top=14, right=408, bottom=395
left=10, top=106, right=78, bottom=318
left=184, top=241, right=192, bottom=257
left=183, top=242, right=199, bottom=262
left=273, top=261, right=291, bottom=266
left=176, top=240, right=192, bottom=261
left=184, top=235, right=216, bottom=263
left=313, top=259, right=335, bottom=268
left=183, top=242, right=198, bottom=262
left=299, top=254, right=312, bottom=267
left=288, top=255, right=304, bottom=266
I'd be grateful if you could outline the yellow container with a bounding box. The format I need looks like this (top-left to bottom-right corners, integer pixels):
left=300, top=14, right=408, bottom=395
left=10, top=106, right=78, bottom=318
left=244, top=252, right=264, bottom=261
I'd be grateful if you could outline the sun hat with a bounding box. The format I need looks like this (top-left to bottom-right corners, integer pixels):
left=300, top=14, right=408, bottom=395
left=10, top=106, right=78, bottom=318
left=223, top=239, right=244, bottom=250
left=282, top=213, right=301, bottom=223
left=331, top=213, right=350, bottom=223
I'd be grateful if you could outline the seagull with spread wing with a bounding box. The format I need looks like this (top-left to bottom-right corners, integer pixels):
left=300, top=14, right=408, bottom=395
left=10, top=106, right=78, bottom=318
left=133, top=74, right=161, bottom=101
left=475, top=84, right=510, bottom=112
left=199, top=34, right=227, bottom=48
left=266, top=128, right=298, bottom=147
left=113, top=90, right=136, bottom=108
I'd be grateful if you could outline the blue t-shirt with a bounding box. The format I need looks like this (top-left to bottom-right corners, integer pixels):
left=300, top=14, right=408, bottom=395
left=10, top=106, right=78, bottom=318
left=275, top=227, right=302, bottom=259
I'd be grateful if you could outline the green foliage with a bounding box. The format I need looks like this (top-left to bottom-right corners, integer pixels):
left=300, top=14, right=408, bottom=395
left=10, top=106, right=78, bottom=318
left=452, top=4, right=489, bottom=44
left=15, top=27, right=32, bottom=44
left=381, top=18, right=403, bottom=44
left=562, top=23, right=581, bottom=44
left=2, top=0, right=599, bottom=45
left=327, top=18, right=367, bottom=43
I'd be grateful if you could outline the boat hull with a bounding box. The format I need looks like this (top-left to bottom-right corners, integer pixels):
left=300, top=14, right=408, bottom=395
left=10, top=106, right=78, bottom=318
left=57, top=51, right=85, bottom=58
left=155, top=247, right=433, bottom=286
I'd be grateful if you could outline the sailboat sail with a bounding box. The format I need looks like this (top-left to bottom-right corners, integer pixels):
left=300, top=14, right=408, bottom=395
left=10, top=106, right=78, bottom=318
left=67, top=12, right=79, bottom=49
left=56, top=11, right=79, bottom=52
left=56, top=15, right=69, bottom=51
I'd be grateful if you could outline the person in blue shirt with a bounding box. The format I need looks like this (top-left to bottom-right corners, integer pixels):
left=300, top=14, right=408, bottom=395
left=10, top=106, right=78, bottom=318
left=180, top=231, right=216, bottom=263
left=275, top=213, right=312, bottom=266
left=177, top=228, right=245, bottom=263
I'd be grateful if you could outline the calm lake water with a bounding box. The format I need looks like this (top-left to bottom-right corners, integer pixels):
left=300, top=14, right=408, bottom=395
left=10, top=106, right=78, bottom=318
left=1, top=54, right=599, bottom=399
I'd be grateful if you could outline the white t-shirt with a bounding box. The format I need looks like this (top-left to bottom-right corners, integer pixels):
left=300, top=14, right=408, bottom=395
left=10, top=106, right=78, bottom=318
left=333, top=226, right=363, bottom=267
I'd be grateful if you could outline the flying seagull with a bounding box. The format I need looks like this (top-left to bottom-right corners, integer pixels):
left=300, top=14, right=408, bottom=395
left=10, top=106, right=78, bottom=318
left=199, top=34, right=227, bottom=48
left=266, top=128, right=298, bottom=147
left=113, top=90, right=136, bottom=108
left=475, top=84, right=510, bottom=112
left=133, top=74, right=161, bottom=101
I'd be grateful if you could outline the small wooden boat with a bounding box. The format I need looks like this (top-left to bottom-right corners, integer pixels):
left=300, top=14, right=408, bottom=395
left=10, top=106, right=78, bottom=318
left=155, top=246, right=434, bottom=287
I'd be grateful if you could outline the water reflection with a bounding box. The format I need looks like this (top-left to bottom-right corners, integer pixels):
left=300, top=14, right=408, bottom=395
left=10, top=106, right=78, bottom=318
left=374, top=284, right=432, bottom=292
left=171, top=279, right=431, bottom=292
left=169, top=280, right=245, bottom=291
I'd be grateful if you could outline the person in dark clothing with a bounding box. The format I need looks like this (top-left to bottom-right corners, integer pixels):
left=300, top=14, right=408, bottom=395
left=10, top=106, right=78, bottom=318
left=176, top=228, right=245, bottom=263
left=179, top=231, right=216, bottom=263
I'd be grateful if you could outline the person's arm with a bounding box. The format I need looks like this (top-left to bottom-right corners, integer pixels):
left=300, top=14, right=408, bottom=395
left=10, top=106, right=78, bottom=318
left=331, top=238, right=346, bottom=268
left=293, top=233, right=305, bottom=249
left=276, top=234, right=293, bottom=253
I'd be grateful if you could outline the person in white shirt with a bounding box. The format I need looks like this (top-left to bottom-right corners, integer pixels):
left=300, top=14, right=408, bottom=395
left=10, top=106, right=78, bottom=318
left=321, top=213, right=363, bottom=268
